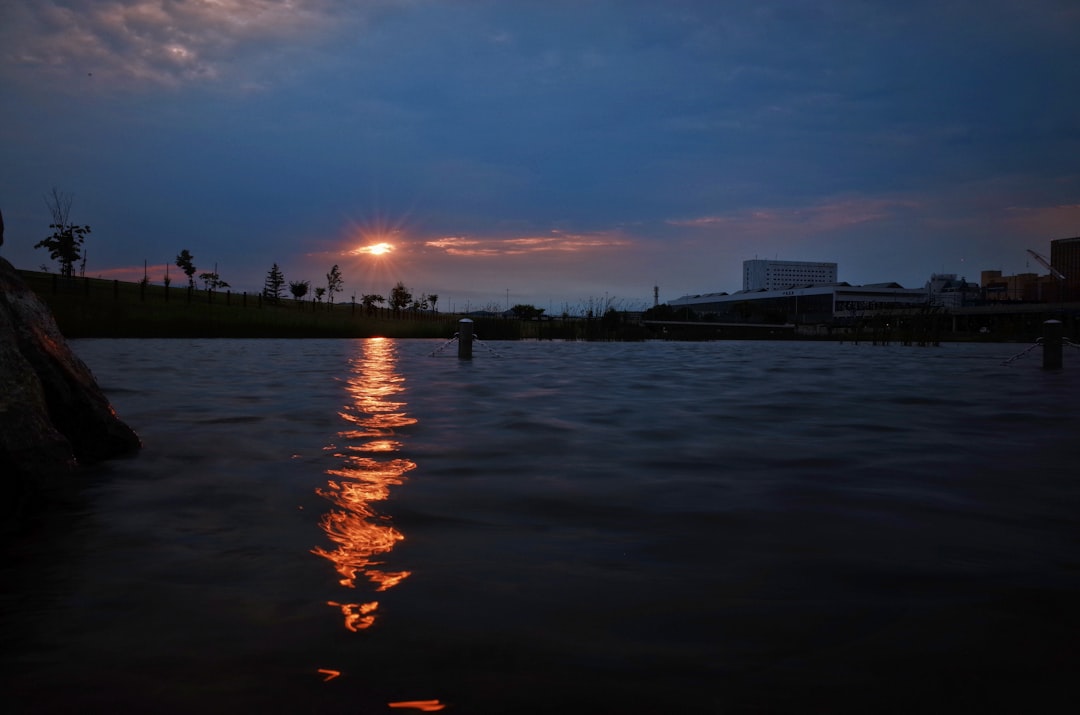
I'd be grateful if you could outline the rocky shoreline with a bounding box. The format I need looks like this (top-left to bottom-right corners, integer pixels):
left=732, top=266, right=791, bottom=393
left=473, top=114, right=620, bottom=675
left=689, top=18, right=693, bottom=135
left=1, top=256, right=141, bottom=526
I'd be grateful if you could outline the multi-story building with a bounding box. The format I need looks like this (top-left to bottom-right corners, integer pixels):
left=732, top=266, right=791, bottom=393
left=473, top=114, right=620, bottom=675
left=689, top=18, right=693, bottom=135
left=742, top=259, right=838, bottom=291
left=981, top=270, right=1041, bottom=301
left=925, top=273, right=980, bottom=308
left=1050, top=237, right=1080, bottom=300
left=670, top=282, right=928, bottom=323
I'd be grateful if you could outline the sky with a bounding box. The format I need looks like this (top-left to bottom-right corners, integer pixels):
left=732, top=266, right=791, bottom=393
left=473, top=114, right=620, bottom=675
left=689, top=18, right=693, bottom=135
left=2, top=0, right=1079, bottom=312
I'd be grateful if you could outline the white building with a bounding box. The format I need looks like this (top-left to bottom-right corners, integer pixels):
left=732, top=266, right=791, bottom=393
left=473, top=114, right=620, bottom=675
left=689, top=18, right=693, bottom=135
left=743, top=259, right=838, bottom=291
left=669, top=282, right=929, bottom=322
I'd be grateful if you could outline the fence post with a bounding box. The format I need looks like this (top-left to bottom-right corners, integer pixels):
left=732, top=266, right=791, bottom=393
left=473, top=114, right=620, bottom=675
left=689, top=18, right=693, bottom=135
left=1043, top=319, right=1063, bottom=370
left=458, top=318, right=474, bottom=359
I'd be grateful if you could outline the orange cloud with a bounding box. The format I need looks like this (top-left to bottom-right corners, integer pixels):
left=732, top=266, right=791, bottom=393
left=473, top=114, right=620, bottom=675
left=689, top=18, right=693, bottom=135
left=83, top=263, right=171, bottom=282
left=424, top=230, right=629, bottom=257
left=669, top=197, right=919, bottom=237
left=424, top=236, right=482, bottom=251
left=1002, top=203, right=1080, bottom=237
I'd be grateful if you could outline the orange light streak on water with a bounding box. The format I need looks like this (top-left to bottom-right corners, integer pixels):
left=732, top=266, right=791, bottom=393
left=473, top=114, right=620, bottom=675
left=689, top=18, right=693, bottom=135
left=327, top=600, right=380, bottom=631
left=349, top=439, right=402, bottom=453
left=312, top=338, right=416, bottom=629
left=388, top=700, right=447, bottom=712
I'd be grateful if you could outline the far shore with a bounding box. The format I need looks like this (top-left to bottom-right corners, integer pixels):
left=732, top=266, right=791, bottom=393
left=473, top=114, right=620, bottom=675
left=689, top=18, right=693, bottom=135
left=18, top=269, right=1071, bottom=344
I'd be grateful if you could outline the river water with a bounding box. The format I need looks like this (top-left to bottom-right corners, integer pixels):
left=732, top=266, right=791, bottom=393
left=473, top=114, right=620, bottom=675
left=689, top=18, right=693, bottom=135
left=3, top=338, right=1079, bottom=714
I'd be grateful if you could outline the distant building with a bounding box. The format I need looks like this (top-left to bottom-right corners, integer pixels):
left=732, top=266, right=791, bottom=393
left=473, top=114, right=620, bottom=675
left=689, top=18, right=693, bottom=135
left=925, top=273, right=980, bottom=308
left=980, top=270, right=1040, bottom=301
left=1050, top=236, right=1080, bottom=300
left=742, top=259, right=838, bottom=291
left=981, top=238, right=1079, bottom=303
left=669, top=282, right=927, bottom=323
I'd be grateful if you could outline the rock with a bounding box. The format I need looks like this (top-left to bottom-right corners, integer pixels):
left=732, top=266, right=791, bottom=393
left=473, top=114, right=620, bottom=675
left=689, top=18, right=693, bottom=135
left=1, top=256, right=140, bottom=522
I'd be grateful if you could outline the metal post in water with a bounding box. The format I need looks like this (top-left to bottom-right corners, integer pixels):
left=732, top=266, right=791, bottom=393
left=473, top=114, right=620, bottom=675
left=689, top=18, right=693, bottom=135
left=1043, top=319, right=1063, bottom=370
left=458, top=318, right=474, bottom=359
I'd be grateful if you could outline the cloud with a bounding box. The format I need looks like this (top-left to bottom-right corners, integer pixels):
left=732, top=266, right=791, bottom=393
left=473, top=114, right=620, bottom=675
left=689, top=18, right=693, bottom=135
left=668, top=197, right=920, bottom=237
left=1002, top=203, right=1080, bottom=238
left=0, top=0, right=368, bottom=88
left=424, top=230, right=630, bottom=257
left=85, top=262, right=170, bottom=282
left=350, top=242, right=394, bottom=256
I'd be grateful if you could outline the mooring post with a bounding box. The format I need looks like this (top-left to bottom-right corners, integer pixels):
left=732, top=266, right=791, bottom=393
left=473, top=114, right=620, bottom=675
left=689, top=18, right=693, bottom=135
left=458, top=318, right=474, bottom=359
left=1043, top=319, right=1063, bottom=370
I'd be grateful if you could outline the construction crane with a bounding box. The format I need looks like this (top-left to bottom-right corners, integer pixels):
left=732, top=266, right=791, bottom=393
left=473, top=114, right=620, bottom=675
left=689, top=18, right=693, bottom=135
left=1027, top=248, right=1068, bottom=310
left=1026, top=249, right=1066, bottom=280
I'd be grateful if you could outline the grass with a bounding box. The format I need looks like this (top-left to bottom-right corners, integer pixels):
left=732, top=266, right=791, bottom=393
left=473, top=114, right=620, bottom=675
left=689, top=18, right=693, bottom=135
left=15, top=271, right=659, bottom=341
left=17, top=271, right=463, bottom=339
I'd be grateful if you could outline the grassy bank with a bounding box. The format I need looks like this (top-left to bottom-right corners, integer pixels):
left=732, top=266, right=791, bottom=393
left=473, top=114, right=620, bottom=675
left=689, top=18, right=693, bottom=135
left=17, top=270, right=662, bottom=341
left=18, top=271, right=461, bottom=339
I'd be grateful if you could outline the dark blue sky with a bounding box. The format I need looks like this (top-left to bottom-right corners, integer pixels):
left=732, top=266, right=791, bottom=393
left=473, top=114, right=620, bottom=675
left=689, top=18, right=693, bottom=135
left=2, top=0, right=1078, bottom=311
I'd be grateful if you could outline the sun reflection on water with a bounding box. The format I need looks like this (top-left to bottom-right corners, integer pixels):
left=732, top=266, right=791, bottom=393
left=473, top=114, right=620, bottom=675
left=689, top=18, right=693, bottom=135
left=312, top=338, right=416, bottom=629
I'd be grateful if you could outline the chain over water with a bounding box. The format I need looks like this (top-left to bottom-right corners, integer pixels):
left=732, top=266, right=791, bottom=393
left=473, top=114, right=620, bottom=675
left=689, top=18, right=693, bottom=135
left=1001, top=339, right=1043, bottom=366
left=428, top=334, right=459, bottom=357
left=427, top=333, right=503, bottom=358
left=1001, top=336, right=1078, bottom=366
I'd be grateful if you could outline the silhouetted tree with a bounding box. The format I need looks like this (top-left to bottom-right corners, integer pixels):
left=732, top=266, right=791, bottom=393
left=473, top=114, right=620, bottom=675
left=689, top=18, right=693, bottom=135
left=264, top=263, right=285, bottom=303
left=389, top=281, right=412, bottom=315
left=427, top=293, right=439, bottom=313
left=511, top=304, right=544, bottom=320
left=199, top=270, right=229, bottom=290
left=326, top=264, right=343, bottom=304
left=601, top=306, right=621, bottom=334
left=361, top=293, right=385, bottom=316
left=176, top=249, right=197, bottom=289
left=643, top=303, right=676, bottom=320
left=314, top=286, right=326, bottom=303
left=35, top=187, right=91, bottom=279
left=289, top=279, right=309, bottom=304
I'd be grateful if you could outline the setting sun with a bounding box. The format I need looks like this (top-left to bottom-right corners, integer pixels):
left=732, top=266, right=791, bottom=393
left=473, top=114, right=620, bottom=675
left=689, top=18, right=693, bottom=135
left=356, top=242, right=393, bottom=256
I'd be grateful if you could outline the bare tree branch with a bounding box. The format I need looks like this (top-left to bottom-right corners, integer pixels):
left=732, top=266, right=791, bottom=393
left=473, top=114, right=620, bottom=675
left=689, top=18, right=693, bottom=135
left=44, top=187, right=73, bottom=228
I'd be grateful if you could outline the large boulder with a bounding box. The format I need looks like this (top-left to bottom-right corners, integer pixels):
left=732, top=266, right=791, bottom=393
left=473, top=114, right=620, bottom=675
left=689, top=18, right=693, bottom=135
left=1, top=256, right=140, bottom=522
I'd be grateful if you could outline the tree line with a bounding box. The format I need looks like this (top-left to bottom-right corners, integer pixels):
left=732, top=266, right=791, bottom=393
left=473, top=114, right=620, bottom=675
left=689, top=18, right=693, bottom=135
left=28, top=187, right=622, bottom=323
left=28, top=187, right=445, bottom=316
left=261, top=260, right=440, bottom=317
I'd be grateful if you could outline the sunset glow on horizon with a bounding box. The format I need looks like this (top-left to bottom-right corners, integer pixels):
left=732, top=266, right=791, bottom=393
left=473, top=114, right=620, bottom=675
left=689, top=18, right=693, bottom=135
left=2, top=1, right=1077, bottom=309
left=354, top=242, right=394, bottom=256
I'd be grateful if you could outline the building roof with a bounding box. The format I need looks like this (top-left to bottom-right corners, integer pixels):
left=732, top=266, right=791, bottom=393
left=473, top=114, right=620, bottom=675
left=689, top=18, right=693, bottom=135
left=671, top=281, right=926, bottom=307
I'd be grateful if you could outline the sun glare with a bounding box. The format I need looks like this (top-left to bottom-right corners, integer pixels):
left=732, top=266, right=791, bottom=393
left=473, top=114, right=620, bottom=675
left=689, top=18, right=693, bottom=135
left=357, top=242, right=393, bottom=256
